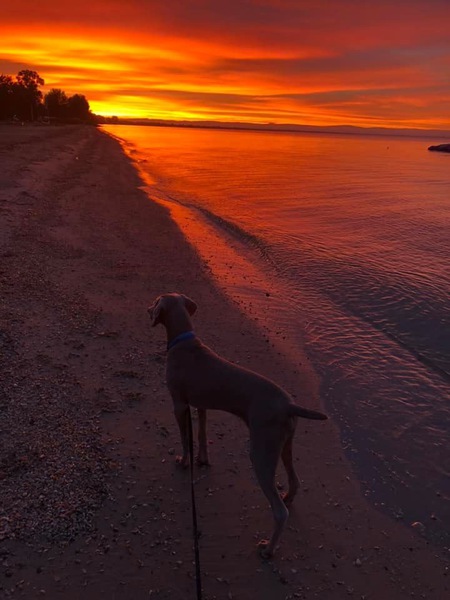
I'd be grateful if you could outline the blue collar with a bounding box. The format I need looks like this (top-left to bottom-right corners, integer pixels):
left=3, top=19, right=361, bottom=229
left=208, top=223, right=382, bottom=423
left=167, top=331, right=196, bottom=351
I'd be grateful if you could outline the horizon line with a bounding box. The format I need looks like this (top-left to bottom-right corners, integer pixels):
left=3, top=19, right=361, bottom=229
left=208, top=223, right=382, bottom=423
left=100, top=116, right=450, bottom=139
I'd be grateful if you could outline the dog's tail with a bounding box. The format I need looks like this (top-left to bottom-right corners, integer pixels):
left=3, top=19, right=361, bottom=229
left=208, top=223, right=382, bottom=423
left=289, top=404, right=328, bottom=420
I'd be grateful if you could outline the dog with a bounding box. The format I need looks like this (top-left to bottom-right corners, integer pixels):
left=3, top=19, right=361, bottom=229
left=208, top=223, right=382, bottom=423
left=148, top=292, right=327, bottom=557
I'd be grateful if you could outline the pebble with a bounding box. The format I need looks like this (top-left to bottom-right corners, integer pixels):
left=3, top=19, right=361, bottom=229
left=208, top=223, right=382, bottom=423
left=411, top=522, right=425, bottom=533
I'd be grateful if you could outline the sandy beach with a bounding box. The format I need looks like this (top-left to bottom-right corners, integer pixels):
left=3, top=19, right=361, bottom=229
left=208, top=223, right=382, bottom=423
left=0, top=124, right=448, bottom=599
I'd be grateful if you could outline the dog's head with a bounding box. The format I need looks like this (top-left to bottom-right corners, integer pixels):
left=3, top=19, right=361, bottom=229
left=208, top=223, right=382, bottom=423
left=148, top=293, right=197, bottom=327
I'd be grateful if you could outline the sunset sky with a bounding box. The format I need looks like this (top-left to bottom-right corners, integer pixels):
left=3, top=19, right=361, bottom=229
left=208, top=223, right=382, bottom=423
left=2, top=0, right=450, bottom=129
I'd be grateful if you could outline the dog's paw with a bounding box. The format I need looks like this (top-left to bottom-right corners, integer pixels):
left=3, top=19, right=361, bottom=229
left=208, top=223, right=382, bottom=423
left=175, top=455, right=189, bottom=469
left=257, top=540, right=273, bottom=559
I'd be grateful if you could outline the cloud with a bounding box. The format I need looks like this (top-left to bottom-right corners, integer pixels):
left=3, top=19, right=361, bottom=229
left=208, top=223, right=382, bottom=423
left=1, top=1, right=450, bottom=127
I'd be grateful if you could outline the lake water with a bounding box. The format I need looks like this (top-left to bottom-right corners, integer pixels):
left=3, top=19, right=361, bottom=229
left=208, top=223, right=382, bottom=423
left=103, top=124, right=450, bottom=546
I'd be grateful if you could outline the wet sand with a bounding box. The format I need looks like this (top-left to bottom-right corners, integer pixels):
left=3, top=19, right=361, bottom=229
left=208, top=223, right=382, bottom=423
left=0, top=123, right=448, bottom=599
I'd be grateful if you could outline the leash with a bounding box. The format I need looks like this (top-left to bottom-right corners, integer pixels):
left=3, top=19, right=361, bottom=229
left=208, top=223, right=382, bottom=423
left=187, top=407, right=203, bottom=600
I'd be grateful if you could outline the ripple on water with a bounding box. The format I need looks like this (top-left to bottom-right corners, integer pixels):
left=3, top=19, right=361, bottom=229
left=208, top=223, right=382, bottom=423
left=106, top=124, right=450, bottom=546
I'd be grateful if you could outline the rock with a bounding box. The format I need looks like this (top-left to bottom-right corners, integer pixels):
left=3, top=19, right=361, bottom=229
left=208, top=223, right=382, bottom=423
left=428, top=143, right=450, bottom=153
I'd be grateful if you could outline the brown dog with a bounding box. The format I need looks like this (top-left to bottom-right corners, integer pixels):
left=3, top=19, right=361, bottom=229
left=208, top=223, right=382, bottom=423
left=148, top=292, right=327, bottom=557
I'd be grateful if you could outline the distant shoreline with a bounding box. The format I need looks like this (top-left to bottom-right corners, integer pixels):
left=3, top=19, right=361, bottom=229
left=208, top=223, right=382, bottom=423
left=2, top=116, right=448, bottom=140
left=101, top=118, right=450, bottom=140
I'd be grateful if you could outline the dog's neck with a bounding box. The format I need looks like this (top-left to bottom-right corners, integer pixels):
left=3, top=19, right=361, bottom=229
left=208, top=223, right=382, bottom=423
left=167, top=331, right=196, bottom=351
left=164, top=311, right=194, bottom=349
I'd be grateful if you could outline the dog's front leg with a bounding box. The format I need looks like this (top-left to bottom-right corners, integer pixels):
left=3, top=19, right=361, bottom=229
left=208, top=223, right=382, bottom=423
left=196, top=408, right=210, bottom=466
left=173, top=403, right=190, bottom=468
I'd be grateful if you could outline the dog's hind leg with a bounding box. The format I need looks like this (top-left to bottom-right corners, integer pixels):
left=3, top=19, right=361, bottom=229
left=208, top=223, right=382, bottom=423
left=250, top=425, right=289, bottom=558
left=196, top=408, right=210, bottom=466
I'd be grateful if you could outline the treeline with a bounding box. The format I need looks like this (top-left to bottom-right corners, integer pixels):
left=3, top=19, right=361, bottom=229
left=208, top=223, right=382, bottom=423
left=0, top=69, right=96, bottom=124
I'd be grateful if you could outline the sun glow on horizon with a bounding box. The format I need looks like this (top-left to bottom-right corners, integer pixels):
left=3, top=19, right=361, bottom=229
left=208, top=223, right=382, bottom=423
left=1, top=2, right=450, bottom=130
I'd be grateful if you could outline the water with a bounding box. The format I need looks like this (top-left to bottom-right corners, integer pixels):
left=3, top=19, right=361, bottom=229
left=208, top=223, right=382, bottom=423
left=103, top=124, right=450, bottom=546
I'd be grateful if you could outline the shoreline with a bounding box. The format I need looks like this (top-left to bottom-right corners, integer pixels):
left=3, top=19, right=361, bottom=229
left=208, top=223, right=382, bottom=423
left=0, top=125, right=448, bottom=599
left=102, top=120, right=450, bottom=141
left=110, top=124, right=450, bottom=549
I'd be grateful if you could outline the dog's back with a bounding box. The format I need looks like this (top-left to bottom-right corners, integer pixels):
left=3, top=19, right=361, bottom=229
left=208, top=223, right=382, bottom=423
left=167, top=338, right=303, bottom=422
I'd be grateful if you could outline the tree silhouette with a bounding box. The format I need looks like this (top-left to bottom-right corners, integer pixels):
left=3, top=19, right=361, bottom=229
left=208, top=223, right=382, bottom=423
left=67, top=94, right=90, bottom=120
left=0, top=75, right=15, bottom=120
left=44, top=88, right=68, bottom=119
left=16, top=70, right=45, bottom=120
left=0, top=69, right=98, bottom=124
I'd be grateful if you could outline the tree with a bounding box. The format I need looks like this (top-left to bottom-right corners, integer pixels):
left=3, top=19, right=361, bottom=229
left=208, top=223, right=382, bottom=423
left=0, top=74, right=15, bottom=120
left=0, top=69, right=98, bottom=124
left=66, top=94, right=90, bottom=120
left=44, top=88, right=68, bottom=119
left=15, top=69, right=44, bottom=121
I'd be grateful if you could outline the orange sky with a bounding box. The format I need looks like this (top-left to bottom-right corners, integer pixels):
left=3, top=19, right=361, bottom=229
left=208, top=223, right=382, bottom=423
left=2, top=1, right=450, bottom=129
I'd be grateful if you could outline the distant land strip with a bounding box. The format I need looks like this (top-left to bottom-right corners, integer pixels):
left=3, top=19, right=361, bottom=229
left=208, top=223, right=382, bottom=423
left=105, top=117, right=450, bottom=140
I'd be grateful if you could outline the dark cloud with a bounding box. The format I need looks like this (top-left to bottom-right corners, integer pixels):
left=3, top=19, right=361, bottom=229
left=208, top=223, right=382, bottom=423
left=2, top=1, right=450, bottom=127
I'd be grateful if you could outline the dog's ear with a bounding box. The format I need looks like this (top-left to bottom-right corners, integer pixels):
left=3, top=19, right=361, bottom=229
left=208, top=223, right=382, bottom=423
left=182, top=294, right=197, bottom=316
left=148, top=297, right=165, bottom=327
